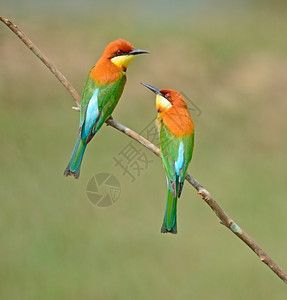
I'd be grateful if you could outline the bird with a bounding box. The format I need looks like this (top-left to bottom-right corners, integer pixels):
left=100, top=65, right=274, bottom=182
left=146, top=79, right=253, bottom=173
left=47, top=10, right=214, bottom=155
left=64, top=39, right=149, bottom=178
left=141, top=83, right=195, bottom=234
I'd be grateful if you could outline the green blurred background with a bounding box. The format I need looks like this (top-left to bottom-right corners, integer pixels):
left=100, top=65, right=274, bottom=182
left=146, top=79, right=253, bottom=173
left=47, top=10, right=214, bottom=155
left=1, top=0, right=287, bottom=299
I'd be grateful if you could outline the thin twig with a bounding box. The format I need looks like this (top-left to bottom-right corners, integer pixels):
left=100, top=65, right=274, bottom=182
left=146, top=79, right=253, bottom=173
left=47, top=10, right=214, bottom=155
left=1, top=16, right=286, bottom=284
left=0, top=16, right=81, bottom=108
left=106, top=118, right=287, bottom=283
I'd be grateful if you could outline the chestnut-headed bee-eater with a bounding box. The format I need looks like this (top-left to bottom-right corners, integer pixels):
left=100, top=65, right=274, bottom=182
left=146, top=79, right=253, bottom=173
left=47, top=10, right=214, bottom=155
left=64, top=39, right=149, bottom=178
left=142, top=83, right=195, bottom=234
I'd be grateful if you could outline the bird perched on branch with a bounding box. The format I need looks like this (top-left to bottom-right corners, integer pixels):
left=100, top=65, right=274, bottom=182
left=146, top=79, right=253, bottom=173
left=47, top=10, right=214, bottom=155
left=141, top=83, right=195, bottom=234
left=64, top=39, right=149, bottom=178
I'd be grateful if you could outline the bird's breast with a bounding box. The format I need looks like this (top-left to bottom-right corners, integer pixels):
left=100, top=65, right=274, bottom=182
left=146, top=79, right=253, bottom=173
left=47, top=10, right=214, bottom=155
left=90, top=58, right=124, bottom=85
left=162, top=108, right=194, bottom=137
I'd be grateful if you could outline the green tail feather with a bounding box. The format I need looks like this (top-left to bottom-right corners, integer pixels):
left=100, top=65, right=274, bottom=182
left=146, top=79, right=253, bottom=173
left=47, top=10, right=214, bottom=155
left=64, top=137, right=87, bottom=179
left=161, top=188, right=178, bottom=234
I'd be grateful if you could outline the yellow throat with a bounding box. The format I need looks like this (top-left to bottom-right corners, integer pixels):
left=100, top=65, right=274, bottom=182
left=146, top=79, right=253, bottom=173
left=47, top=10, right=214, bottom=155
left=156, top=94, right=172, bottom=113
left=111, top=55, right=135, bottom=69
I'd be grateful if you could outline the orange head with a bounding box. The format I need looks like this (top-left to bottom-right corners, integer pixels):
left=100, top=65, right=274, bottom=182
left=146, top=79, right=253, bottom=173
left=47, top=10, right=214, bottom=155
left=91, top=39, right=149, bottom=84
left=103, top=39, right=149, bottom=70
left=141, top=83, right=188, bottom=113
left=141, top=83, right=194, bottom=136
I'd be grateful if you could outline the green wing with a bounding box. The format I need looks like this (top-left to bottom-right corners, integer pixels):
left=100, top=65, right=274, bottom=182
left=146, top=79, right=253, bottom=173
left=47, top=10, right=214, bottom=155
left=159, top=122, right=194, bottom=197
left=79, top=69, right=126, bottom=140
left=79, top=70, right=97, bottom=127
left=92, top=76, right=126, bottom=134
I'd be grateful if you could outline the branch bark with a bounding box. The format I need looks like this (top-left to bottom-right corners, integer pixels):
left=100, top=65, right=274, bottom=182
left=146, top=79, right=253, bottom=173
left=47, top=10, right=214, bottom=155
left=0, top=16, right=81, bottom=109
left=1, top=16, right=286, bottom=284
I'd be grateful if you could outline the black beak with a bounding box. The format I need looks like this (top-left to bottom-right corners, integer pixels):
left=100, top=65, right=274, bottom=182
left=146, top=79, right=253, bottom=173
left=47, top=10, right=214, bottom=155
left=128, top=49, right=149, bottom=55
left=141, top=82, right=162, bottom=95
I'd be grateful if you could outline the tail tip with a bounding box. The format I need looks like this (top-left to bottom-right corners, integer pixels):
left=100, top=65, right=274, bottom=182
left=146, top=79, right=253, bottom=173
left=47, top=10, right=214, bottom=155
left=64, top=168, right=80, bottom=179
left=161, top=225, right=177, bottom=234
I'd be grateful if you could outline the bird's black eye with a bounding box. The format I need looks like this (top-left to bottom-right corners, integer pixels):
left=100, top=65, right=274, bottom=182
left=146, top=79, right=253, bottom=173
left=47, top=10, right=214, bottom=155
left=165, top=93, right=170, bottom=98
left=116, top=49, right=123, bottom=55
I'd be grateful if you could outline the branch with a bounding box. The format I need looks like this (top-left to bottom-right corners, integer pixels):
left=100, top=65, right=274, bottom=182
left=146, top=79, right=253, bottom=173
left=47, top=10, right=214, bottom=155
left=2, top=16, right=286, bottom=284
left=0, top=16, right=81, bottom=109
